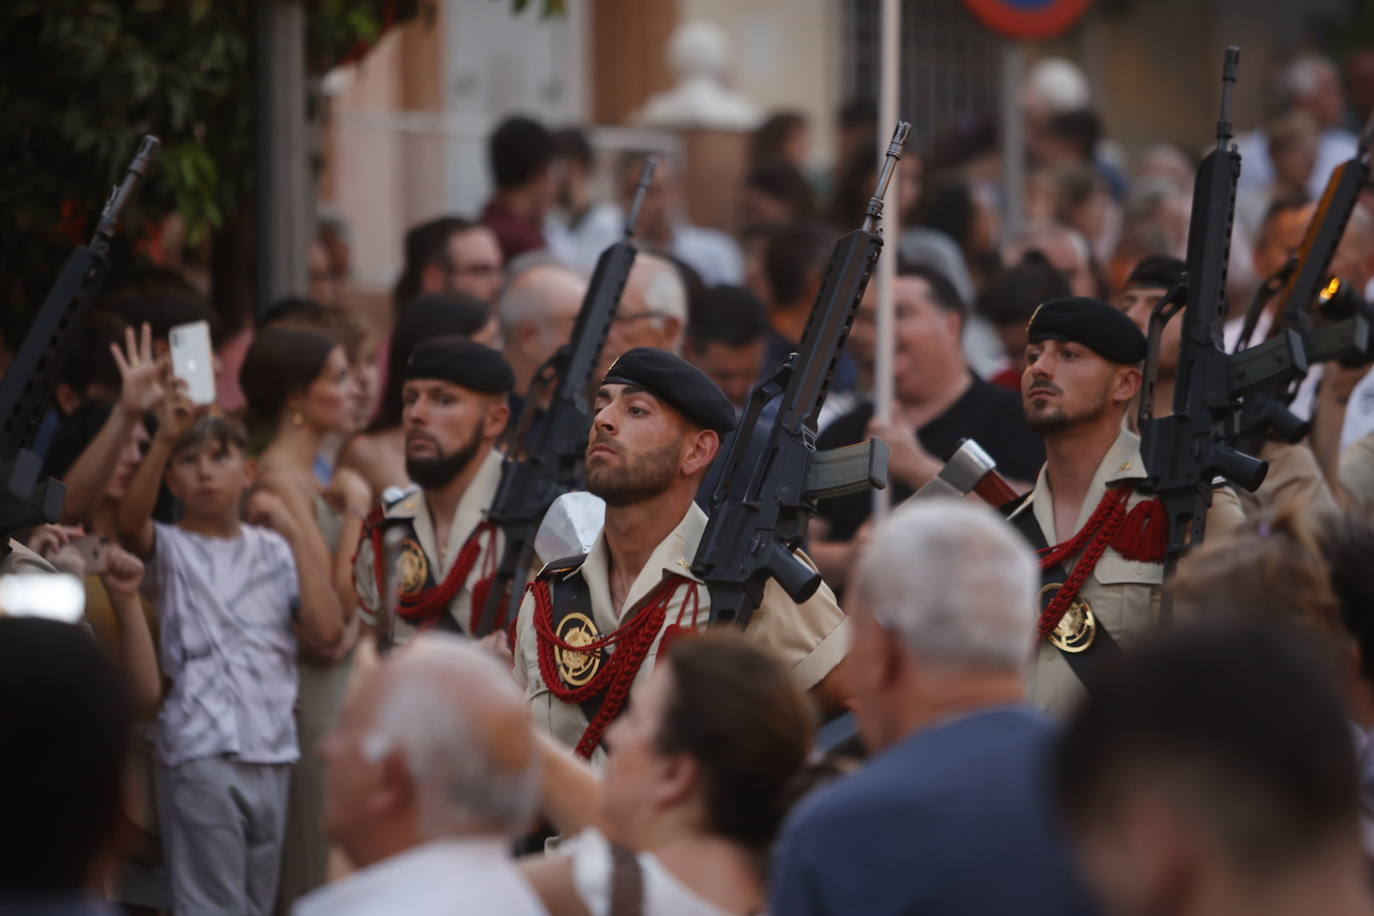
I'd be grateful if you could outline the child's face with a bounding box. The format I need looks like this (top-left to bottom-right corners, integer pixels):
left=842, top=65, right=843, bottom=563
left=164, top=439, right=250, bottom=519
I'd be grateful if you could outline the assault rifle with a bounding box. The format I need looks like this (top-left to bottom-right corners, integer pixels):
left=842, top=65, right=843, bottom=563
left=0, top=136, right=160, bottom=546
left=691, top=123, right=909, bottom=627
left=475, top=157, right=657, bottom=636
left=1231, top=109, right=1374, bottom=444
left=1138, top=49, right=1305, bottom=620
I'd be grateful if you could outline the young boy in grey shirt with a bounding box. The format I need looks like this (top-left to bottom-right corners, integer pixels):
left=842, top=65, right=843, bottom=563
left=119, top=399, right=343, bottom=916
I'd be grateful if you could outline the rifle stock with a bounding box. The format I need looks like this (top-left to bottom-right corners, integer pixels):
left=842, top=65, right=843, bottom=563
left=691, top=123, right=909, bottom=627
left=475, top=157, right=657, bottom=636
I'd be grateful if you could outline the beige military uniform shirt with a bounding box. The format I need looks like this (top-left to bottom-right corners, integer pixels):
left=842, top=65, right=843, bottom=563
left=513, top=502, right=850, bottom=764
left=1340, top=433, right=1374, bottom=506
left=354, top=449, right=504, bottom=644
left=1238, top=439, right=1338, bottom=517
left=1010, top=428, right=1244, bottom=717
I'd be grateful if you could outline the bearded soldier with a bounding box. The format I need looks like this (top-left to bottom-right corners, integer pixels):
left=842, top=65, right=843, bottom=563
left=512, top=348, right=850, bottom=760
left=1003, top=298, right=1244, bottom=715
left=354, top=338, right=513, bottom=643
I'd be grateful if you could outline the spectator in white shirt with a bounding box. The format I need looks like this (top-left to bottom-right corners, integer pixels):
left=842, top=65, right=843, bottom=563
left=116, top=401, right=345, bottom=916
left=1236, top=54, right=1358, bottom=200
left=295, top=635, right=546, bottom=916
left=551, top=153, right=744, bottom=287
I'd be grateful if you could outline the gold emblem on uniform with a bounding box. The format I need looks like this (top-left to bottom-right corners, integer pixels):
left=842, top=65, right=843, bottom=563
left=1040, top=582, right=1096, bottom=653
left=396, top=539, right=429, bottom=594
left=556, top=612, right=603, bottom=687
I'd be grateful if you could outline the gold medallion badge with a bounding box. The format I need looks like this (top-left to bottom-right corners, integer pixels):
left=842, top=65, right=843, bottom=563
left=556, top=611, right=603, bottom=687
left=397, top=539, right=429, bottom=595
left=1040, top=582, right=1097, bottom=653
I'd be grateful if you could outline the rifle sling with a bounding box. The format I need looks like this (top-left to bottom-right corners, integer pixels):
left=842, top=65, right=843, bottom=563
left=1004, top=496, right=1123, bottom=689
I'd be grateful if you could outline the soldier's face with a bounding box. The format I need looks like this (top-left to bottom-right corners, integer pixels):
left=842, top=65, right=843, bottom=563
left=1116, top=286, right=1178, bottom=375
left=586, top=383, right=689, bottom=506
left=401, top=380, right=506, bottom=489
left=1022, top=339, right=1139, bottom=434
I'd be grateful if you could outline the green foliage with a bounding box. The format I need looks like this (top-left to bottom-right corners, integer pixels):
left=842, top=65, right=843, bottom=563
left=0, top=0, right=429, bottom=340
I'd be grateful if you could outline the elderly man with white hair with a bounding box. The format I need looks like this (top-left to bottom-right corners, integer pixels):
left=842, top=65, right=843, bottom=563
left=294, top=636, right=547, bottom=915
left=499, top=261, right=589, bottom=399
left=595, top=251, right=689, bottom=379
left=770, top=501, right=1101, bottom=916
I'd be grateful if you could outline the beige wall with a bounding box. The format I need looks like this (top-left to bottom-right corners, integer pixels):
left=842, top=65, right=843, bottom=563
left=676, top=0, right=840, bottom=169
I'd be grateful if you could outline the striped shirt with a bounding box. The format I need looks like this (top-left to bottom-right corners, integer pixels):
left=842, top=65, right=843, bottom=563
left=145, top=523, right=301, bottom=767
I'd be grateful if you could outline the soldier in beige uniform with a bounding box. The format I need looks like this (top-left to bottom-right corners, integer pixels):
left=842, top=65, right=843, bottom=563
left=1004, top=297, right=1244, bottom=717
left=1118, top=254, right=1338, bottom=517
left=512, top=348, right=850, bottom=762
left=354, top=338, right=512, bottom=643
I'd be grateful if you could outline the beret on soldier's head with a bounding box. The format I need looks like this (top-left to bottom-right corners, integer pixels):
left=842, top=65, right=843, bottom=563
left=405, top=335, right=515, bottom=394
left=1126, top=255, right=1185, bottom=292
left=1028, top=296, right=1148, bottom=365
left=602, top=347, right=738, bottom=434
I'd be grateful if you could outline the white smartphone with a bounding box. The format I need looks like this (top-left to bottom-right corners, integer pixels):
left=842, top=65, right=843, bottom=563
left=168, top=320, right=216, bottom=405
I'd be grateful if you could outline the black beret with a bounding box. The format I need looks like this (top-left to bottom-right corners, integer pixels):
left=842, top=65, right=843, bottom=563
left=405, top=336, right=514, bottom=394
left=1125, top=255, right=1185, bottom=291
left=602, top=347, right=737, bottom=434
left=1027, top=297, right=1147, bottom=365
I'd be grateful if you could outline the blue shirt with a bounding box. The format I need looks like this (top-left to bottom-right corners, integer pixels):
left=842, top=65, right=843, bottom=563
left=771, top=706, right=1101, bottom=916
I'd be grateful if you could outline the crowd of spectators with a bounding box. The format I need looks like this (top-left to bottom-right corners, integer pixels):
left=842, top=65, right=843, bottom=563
left=9, top=44, right=1374, bottom=916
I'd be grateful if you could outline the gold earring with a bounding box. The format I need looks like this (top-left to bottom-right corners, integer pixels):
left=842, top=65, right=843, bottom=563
left=291, top=410, right=305, bottom=428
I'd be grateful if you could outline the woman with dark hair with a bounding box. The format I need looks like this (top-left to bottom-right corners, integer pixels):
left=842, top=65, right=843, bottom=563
left=239, top=324, right=370, bottom=908
left=336, top=293, right=494, bottom=496
left=521, top=631, right=816, bottom=915
left=750, top=111, right=809, bottom=169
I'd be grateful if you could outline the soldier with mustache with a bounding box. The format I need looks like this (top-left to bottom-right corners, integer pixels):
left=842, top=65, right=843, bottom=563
left=354, top=337, right=514, bottom=644
left=511, top=348, right=851, bottom=762
left=1002, top=298, right=1244, bottom=716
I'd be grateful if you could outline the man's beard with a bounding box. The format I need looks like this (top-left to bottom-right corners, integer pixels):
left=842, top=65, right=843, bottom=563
left=586, top=437, right=682, bottom=507
left=405, top=425, right=483, bottom=490
left=1023, top=388, right=1110, bottom=435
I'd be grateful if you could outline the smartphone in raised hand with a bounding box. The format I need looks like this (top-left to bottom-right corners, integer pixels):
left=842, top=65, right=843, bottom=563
left=69, top=535, right=112, bottom=576
left=169, top=320, right=216, bottom=405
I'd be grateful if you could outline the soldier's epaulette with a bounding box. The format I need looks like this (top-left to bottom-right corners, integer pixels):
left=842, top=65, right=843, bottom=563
left=382, top=484, right=420, bottom=511
left=536, top=554, right=588, bottom=580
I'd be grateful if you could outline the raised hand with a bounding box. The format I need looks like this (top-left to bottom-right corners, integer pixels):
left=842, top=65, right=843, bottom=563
left=246, top=489, right=299, bottom=540
left=100, top=545, right=146, bottom=598
left=866, top=416, right=942, bottom=490
left=324, top=466, right=373, bottom=518
left=154, top=376, right=200, bottom=446
left=110, top=322, right=169, bottom=418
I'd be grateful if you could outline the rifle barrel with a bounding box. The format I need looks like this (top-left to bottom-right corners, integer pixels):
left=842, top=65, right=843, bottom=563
left=863, top=122, right=911, bottom=233
left=622, top=156, right=657, bottom=240
left=1217, top=47, right=1239, bottom=144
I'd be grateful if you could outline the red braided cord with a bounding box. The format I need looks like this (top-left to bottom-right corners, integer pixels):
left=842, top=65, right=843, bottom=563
left=1035, top=485, right=1132, bottom=641
left=396, top=520, right=496, bottom=628
left=534, top=577, right=695, bottom=758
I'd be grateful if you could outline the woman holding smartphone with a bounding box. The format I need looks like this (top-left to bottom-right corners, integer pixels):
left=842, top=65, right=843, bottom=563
left=239, top=323, right=373, bottom=908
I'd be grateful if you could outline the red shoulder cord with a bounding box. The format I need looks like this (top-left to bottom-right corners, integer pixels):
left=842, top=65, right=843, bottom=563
left=1034, top=485, right=1132, bottom=641
left=533, top=576, right=700, bottom=758
left=358, top=515, right=499, bottom=633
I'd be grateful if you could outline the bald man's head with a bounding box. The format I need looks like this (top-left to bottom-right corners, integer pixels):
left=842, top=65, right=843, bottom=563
left=321, top=637, right=539, bottom=867
left=499, top=262, right=588, bottom=393
left=599, top=253, right=687, bottom=378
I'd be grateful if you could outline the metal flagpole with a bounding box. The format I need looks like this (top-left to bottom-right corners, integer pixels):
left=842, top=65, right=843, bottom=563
left=872, top=0, right=901, bottom=522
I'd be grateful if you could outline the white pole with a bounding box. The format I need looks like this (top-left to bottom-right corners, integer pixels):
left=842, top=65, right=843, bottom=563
left=872, top=0, right=900, bottom=521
